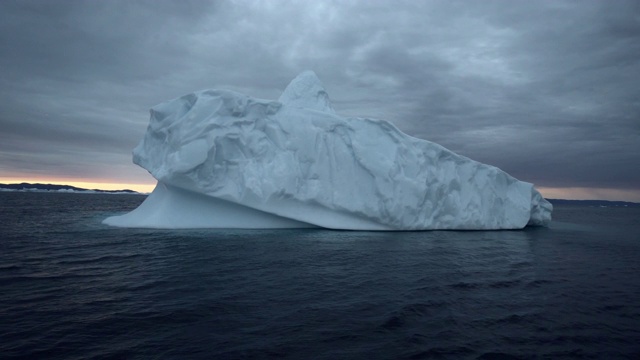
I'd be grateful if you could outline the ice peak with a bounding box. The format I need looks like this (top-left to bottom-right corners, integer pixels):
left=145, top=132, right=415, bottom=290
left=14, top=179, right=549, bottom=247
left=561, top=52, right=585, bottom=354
left=278, top=71, right=335, bottom=114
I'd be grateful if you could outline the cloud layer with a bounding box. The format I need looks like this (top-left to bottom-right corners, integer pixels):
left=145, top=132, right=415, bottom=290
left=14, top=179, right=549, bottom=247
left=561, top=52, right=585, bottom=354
left=1, top=0, right=638, bottom=197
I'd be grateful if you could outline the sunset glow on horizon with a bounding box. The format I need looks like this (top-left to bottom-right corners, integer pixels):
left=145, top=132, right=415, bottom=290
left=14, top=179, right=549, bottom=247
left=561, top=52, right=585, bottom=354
left=536, top=187, right=640, bottom=203
left=0, top=177, right=156, bottom=194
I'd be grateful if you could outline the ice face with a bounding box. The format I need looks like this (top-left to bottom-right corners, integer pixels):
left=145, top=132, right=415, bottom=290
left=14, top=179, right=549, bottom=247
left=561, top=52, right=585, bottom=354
left=104, top=71, right=552, bottom=230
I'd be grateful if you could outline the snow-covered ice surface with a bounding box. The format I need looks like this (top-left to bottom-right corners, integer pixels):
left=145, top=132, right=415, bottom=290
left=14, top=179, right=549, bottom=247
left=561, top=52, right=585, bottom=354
left=104, top=71, right=552, bottom=230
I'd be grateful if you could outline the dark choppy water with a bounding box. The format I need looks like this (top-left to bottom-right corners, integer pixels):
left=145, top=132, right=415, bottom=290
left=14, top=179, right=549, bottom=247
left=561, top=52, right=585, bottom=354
left=1, top=192, right=639, bottom=359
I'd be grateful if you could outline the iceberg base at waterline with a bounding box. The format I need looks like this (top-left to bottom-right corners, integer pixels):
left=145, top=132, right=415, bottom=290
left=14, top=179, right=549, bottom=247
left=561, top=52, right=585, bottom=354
left=103, top=182, right=316, bottom=229
left=104, top=71, right=552, bottom=230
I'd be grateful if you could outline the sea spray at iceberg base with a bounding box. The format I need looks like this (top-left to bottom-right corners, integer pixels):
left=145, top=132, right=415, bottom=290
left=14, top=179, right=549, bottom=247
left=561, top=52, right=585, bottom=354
left=104, top=71, right=552, bottom=230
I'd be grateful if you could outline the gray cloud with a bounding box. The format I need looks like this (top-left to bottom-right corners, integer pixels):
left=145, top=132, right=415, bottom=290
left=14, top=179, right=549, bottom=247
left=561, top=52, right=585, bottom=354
left=0, top=0, right=638, bottom=196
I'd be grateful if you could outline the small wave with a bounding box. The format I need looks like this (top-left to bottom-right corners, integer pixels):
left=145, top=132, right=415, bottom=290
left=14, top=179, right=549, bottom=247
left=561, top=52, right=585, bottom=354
left=380, top=315, right=405, bottom=331
left=549, top=221, right=594, bottom=232
left=597, top=304, right=626, bottom=312
left=476, top=352, right=524, bottom=359
left=525, top=279, right=554, bottom=288
left=379, top=302, right=448, bottom=331
left=449, top=281, right=482, bottom=290
left=0, top=264, right=21, bottom=271
left=488, top=279, right=522, bottom=289
left=509, top=261, right=532, bottom=268
left=404, top=346, right=474, bottom=359
left=55, top=253, right=143, bottom=265
left=470, top=313, right=543, bottom=331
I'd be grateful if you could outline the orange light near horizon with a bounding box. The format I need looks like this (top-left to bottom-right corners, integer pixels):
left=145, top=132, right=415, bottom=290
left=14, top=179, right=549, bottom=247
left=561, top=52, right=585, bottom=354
left=537, top=186, right=640, bottom=202
left=0, top=177, right=156, bottom=193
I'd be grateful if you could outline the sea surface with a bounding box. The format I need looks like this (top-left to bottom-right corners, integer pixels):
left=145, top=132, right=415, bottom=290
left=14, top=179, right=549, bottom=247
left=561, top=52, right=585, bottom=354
left=1, top=192, right=639, bottom=359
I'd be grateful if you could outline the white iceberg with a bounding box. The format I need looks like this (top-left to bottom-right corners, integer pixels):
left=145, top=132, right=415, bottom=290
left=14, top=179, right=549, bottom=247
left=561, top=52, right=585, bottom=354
left=104, top=71, right=552, bottom=230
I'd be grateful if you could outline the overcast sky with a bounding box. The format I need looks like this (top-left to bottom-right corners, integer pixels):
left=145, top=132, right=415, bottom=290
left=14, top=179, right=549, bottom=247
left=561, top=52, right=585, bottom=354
left=1, top=0, right=639, bottom=200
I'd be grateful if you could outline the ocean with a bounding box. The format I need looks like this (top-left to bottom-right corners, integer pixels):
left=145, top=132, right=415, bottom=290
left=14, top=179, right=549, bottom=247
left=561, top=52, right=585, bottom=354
left=1, top=192, right=639, bottom=359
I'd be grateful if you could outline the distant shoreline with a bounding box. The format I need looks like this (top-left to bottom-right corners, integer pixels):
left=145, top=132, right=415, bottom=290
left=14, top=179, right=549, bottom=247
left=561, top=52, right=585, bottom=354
left=546, top=198, right=639, bottom=207
left=0, top=182, right=144, bottom=195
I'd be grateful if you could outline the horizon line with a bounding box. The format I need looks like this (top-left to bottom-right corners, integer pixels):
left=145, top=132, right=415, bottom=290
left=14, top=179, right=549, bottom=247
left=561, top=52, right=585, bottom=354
left=2, top=179, right=640, bottom=203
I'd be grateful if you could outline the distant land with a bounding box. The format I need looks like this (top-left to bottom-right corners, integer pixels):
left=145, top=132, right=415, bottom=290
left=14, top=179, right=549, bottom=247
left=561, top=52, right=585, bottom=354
left=0, top=183, right=143, bottom=195
left=546, top=198, right=640, bottom=208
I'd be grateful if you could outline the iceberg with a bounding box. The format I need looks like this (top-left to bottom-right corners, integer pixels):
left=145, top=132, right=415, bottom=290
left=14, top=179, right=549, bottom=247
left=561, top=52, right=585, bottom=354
left=104, top=71, right=552, bottom=230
